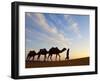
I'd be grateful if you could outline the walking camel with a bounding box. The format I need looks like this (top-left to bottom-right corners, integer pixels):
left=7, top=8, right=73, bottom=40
left=48, top=47, right=66, bottom=61
left=26, top=48, right=48, bottom=61
left=26, top=50, right=37, bottom=61
left=26, top=47, right=67, bottom=61
left=37, top=48, right=48, bottom=61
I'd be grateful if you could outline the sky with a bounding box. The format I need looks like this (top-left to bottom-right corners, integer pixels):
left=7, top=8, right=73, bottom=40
left=25, top=12, right=90, bottom=60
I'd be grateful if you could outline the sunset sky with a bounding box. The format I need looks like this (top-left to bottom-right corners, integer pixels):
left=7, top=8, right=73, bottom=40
left=25, top=12, right=90, bottom=60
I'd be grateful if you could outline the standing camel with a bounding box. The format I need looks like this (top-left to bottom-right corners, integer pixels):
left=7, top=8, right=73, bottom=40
left=26, top=50, right=37, bottom=61
left=37, top=48, right=48, bottom=61
left=48, top=47, right=66, bottom=61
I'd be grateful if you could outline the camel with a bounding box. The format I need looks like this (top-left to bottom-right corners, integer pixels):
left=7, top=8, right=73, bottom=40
left=48, top=47, right=66, bottom=61
left=37, top=48, right=48, bottom=61
left=26, top=50, right=37, bottom=61
left=26, top=47, right=66, bottom=61
left=26, top=49, right=48, bottom=61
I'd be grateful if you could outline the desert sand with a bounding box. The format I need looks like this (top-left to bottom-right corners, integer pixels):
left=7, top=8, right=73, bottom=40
left=26, top=57, right=89, bottom=68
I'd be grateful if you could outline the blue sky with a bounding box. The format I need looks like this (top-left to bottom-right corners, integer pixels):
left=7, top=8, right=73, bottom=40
left=25, top=12, right=90, bottom=59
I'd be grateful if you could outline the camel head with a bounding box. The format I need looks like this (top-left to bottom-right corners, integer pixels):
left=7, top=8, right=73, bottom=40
left=60, top=48, right=66, bottom=53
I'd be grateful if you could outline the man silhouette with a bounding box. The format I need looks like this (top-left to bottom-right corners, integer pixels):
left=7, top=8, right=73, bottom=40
left=65, top=48, right=70, bottom=60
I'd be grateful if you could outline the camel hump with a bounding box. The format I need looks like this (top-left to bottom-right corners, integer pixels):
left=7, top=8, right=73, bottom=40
left=49, top=47, right=59, bottom=52
left=27, top=50, right=36, bottom=57
left=38, top=48, right=48, bottom=53
left=29, top=50, right=36, bottom=54
left=43, top=48, right=47, bottom=51
left=40, top=48, right=46, bottom=51
left=50, top=47, right=57, bottom=49
left=31, top=50, right=36, bottom=53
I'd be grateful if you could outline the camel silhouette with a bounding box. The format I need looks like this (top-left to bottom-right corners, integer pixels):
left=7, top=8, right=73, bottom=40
left=37, top=48, right=48, bottom=61
left=26, top=47, right=67, bottom=61
left=26, top=50, right=37, bottom=61
left=48, top=47, right=66, bottom=61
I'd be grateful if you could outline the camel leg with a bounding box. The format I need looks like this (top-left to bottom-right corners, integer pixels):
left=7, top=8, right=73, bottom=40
left=47, top=54, right=50, bottom=61
left=32, top=56, right=35, bottom=61
left=28, top=56, right=32, bottom=62
left=67, top=56, right=69, bottom=60
left=37, top=54, right=41, bottom=61
left=50, top=55, right=52, bottom=61
left=58, top=54, right=61, bottom=61
left=26, top=56, right=30, bottom=61
left=55, top=54, right=57, bottom=61
left=44, top=55, right=46, bottom=61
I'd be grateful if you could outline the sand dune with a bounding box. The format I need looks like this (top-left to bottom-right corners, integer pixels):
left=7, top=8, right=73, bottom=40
left=26, top=57, right=89, bottom=68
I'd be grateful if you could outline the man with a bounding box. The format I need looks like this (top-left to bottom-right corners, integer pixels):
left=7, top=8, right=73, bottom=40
left=65, top=48, right=70, bottom=60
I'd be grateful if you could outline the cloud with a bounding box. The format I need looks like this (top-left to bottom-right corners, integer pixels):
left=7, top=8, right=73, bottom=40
left=64, top=15, right=82, bottom=38
left=27, top=13, right=57, bottom=34
left=25, top=13, right=72, bottom=48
